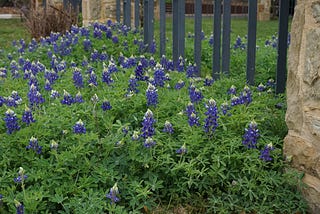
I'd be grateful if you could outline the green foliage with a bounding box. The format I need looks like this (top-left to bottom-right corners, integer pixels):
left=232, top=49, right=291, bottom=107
left=0, top=19, right=307, bottom=213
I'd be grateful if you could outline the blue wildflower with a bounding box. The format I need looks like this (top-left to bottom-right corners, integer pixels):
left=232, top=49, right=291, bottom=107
left=28, top=84, right=45, bottom=108
left=102, top=68, right=114, bottom=86
left=141, top=109, right=156, bottom=139
left=14, top=200, right=24, bottom=214
left=259, top=143, right=275, bottom=162
left=112, top=35, right=119, bottom=44
left=50, top=90, right=60, bottom=99
left=143, top=137, right=156, bottom=148
left=88, top=71, right=98, bottom=87
left=4, top=109, right=20, bottom=134
left=26, top=136, right=42, bottom=154
left=132, top=131, right=140, bottom=141
left=75, top=92, right=84, bottom=103
left=101, top=100, right=112, bottom=111
left=257, top=83, right=266, bottom=92
left=83, top=38, right=92, bottom=51
left=22, top=106, right=36, bottom=125
left=242, top=121, right=259, bottom=149
left=73, top=119, right=86, bottom=134
left=50, top=140, right=59, bottom=150
left=146, top=83, right=158, bottom=107
left=204, top=75, right=214, bottom=86
left=220, top=102, right=231, bottom=115
left=14, top=167, right=27, bottom=183
left=188, top=84, right=203, bottom=104
left=153, top=63, right=166, bottom=87
left=44, top=79, right=52, bottom=91
left=186, top=63, right=197, bottom=78
left=106, top=183, right=120, bottom=204
left=61, top=90, right=74, bottom=105
left=73, top=68, right=84, bottom=88
left=163, top=121, right=174, bottom=134
left=176, top=143, right=187, bottom=155
left=128, top=74, right=139, bottom=94
left=174, top=80, right=185, bottom=90
left=204, top=99, right=219, bottom=134
left=228, top=85, right=237, bottom=95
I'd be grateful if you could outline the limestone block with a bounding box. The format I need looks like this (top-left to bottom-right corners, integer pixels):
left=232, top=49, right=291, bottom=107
left=312, top=1, right=320, bottom=22
left=302, top=174, right=320, bottom=213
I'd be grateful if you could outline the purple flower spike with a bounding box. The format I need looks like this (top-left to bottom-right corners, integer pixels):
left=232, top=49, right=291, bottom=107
left=106, top=183, right=120, bottom=204
left=73, top=119, right=86, bottom=134
left=141, top=109, right=156, bottom=139
left=176, top=143, right=187, bottom=155
left=4, top=109, right=20, bottom=134
left=146, top=83, right=158, bottom=107
left=22, top=106, right=36, bottom=125
left=242, top=121, right=259, bottom=149
left=259, top=143, right=275, bottom=162
left=143, top=137, right=156, bottom=148
left=204, top=99, right=219, bottom=134
left=26, top=136, right=42, bottom=154
left=163, top=121, right=174, bottom=134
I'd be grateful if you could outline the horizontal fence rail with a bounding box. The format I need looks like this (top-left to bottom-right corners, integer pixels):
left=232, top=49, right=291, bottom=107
left=115, top=0, right=291, bottom=94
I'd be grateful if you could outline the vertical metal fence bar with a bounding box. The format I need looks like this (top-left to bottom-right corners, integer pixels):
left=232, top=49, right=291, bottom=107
left=159, top=0, right=166, bottom=56
left=194, top=0, right=202, bottom=76
left=172, top=0, right=179, bottom=64
left=213, top=0, right=221, bottom=79
left=116, top=0, right=120, bottom=23
left=134, top=0, right=140, bottom=29
left=246, top=0, right=257, bottom=85
left=222, top=0, right=231, bottom=75
left=123, top=0, right=131, bottom=27
left=144, top=0, right=149, bottom=51
left=178, top=0, right=185, bottom=60
left=276, top=0, right=289, bottom=94
left=148, top=0, right=154, bottom=52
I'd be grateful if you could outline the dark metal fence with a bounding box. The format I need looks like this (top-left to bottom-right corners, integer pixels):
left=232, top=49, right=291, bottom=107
left=116, top=0, right=292, bottom=94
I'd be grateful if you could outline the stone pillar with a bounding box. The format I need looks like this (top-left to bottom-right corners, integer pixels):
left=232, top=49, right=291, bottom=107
left=284, top=0, right=320, bottom=213
left=258, top=0, right=271, bottom=21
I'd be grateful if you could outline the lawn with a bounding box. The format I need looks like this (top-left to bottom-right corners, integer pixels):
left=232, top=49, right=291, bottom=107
left=0, top=16, right=307, bottom=213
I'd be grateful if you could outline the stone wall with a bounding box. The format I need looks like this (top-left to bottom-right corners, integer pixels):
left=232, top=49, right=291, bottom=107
left=284, top=0, right=320, bottom=213
left=258, top=0, right=271, bottom=21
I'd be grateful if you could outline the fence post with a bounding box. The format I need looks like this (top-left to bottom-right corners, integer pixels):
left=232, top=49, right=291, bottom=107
left=134, top=0, right=140, bottom=29
left=159, top=0, right=166, bottom=56
left=213, top=0, right=221, bottom=79
left=222, top=0, right=231, bottom=76
left=246, top=0, right=257, bottom=85
left=116, top=0, right=120, bottom=23
left=173, top=0, right=185, bottom=66
left=144, top=0, right=149, bottom=51
left=276, top=0, right=289, bottom=94
left=194, top=0, right=202, bottom=76
left=123, top=0, right=131, bottom=27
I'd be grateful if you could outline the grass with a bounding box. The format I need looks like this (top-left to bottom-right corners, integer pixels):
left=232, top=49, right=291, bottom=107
left=0, top=19, right=29, bottom=49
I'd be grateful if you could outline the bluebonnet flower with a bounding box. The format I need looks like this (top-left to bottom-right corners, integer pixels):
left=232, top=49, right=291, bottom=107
left=132, top=131, right=140, bottom=141
left=112, top=35, right=119, bottom=44
left=186, top=63, right=197, bottom=78
left=240, top=86, right=252, bottom=105
left=89, top=95, right=98, bottom=107
left=4, top=109, right=20, bottom=134
left=231, top=95, right=243, bottom=106
left=204, top=99, right=219, bottom=134
left=185, top=102, right=200, bottom=127
left=233, top=35, right=246, bottom=50
left=14, top=200, right=24, bottom=214
left=73, top=68, right=84, bottom=88
left=106, top=183, right=120, bottom=204
left=127, top=55, right=137, bottom=68
left=61, top=90, right=74, bottom=105
left=83, top=38, right=92, bottom=51
left=259, top=143, right=274, bottom=162
left=228, top=85, right=237, bottom=95
left=242, top=121, right=259, bottom=149
left=257, top=83, right=266, bottom=92
left=139, top=55, right=149, bottom=68
left=14, top=167, right=27, bottom=183
left=73, top=119, right=86, bottom=134
left=0, top=67, right=7, bottom=78
left=88, top=71, right=98, bottom=87
left=163, top=121, right=174, bottom=134
left=50, top=140, right=59, bottom=150
left=150, top=39, right=156, bottom=54
left=220, top=102, right=231, bottom=115
left=149, top=56, right=156, bottom=67
left=101, top=100, right=112, bottom=111
left=22, top=106, right=36, bottom=125
left=188, top=84, right=203, bottom=104
left=160, top=55, right=167, bottom=69
left=10, top=91, right=22, bottom=105
left=50, top=90, right=60, bottom=99
left=209, top=34, right=214, bottom=46
left=0, top=96, right=5, bottom=107
left=266, top=78, right=275, bottom=88
left=174, top=79, right=185, bottom=90
left=44, top=79, right=52, bottom=91
left=176, top=143, right=187, bottom=155
left=93, top=28, right=102, bottom=39
left=128, top=74, right=139, bottom=94
left=204, top=75, right=214, bottom=86
left=141, top=109, right=156, bottom=139
left=91, top=49, right=100, bottom=62
left=177, top=56, right=185, bottom=72
left=134, top=62, right=145, bottom=80
left=26, top=136, right=42, bottom=154
left=102, top=68, right=114, bottom=86
left=146, top=83, right=158, bottom=107
left=153, top=64, right=166, bottom=87
left=5, top=97, right=18, bottom=108
left=75, top=91, right=84, bottom=103
left=143, top=137, right=156, bottom=148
